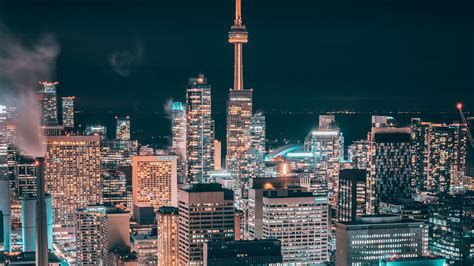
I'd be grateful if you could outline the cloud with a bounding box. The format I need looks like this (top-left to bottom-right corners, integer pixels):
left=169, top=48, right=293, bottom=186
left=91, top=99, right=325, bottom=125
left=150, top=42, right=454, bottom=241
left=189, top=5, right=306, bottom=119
left=0, top=24, right=60, bottom=158
left=109, top=41, right=144, bottom=77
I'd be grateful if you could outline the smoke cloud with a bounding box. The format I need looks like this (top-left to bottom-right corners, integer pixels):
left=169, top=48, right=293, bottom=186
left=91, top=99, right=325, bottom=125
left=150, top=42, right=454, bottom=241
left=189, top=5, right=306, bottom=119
left=163, top=98, right=174, bottom=120
left=109, top=41, right=144, bottom=77
left=0, top=24, right=60, bottom=158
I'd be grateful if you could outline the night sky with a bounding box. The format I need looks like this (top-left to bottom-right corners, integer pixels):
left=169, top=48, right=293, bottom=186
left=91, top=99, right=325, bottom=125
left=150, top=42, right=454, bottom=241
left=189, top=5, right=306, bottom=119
left=1, top=0, right=473, bottom=113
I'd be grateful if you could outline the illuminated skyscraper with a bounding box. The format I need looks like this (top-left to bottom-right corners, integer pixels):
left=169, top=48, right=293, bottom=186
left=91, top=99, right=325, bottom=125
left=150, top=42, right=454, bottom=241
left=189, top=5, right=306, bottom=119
left=16, top=158, right=36, bottom=198
left=186, top=74, right=215, bottom=183
left=347, top=140, right=371, bottom=169
left=157, top=206, right=179, bottom=266
left=101, top=139, right=138, bottom=169
left=101, top=169, right=128, bottom=206
left=304, top=116, right=344, bottom=206
left=226, top=0, right=253, bottom=183
left=214, top=140, right=222, bottom=171
left=85, top=124, right=108, bottom=140
left=38, top=81, right=59, bottom=126
left=75, top=205, right=130, bottom=265
left=337, top=169, right=367, bottom=222
left=171, top=102, right=187, bottom=183
left=61, top=96, right=75, bottom=128
left=411, top=118, right=467, bottom=193
left=178, top=183, right=235, bottom=264
left=116, top=116, right=131, bottom=140
left=366, top=128, right=412, bottom=214
left=132, top=155, right=178, bottom=210
left=45, top=135, right=101, bottom=230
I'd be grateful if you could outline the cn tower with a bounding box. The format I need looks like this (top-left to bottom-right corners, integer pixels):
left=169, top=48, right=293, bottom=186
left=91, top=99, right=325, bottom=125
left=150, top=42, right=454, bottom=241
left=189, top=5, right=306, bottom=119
left=226, top=0, right=253, bottom=188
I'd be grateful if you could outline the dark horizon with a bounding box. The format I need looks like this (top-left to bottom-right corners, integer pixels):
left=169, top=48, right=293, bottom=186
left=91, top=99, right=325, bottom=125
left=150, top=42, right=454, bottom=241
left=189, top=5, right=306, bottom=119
left=1, top=0, right=473, bottom=113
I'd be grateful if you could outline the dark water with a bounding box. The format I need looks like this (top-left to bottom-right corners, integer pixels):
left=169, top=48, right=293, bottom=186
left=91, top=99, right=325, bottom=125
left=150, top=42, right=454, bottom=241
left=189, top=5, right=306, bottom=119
left=75, top=111, right=462, bottom=150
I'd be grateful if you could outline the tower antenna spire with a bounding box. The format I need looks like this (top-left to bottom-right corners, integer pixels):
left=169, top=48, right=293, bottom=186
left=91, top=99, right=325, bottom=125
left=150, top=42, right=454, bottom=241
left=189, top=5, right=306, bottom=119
left=235, top=0, right=242, bottom=25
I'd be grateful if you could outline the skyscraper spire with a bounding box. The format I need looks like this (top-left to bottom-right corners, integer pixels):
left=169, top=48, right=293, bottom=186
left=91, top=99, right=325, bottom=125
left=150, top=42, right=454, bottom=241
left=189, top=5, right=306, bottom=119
left=228, top=0, right=248, bottom=91
left=235, top=0, right=242, bottom=26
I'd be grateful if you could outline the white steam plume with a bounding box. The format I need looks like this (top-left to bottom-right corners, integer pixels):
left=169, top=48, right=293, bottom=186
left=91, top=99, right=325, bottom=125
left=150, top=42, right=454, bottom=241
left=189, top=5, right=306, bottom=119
left=0, top=24, right=60, bottom=158
left=110, top=41, right=144, bottom=77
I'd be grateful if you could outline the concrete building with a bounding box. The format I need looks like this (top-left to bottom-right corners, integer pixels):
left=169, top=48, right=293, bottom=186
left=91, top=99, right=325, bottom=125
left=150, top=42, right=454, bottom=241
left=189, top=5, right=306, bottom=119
left=132, top=155, right=177, bottom=210
left=335, top=215, right=425, bottom=266
left=101, top=169, right=128, bottom=206
left=337, top=169, right=367, bottom=222
left=157, top=206, right=179, bottom=266
left=21, top=195, right=53, bottom=252
left=75, top=205, right=130, bottom=265
left=177, top=184, right=234, bottom=265
left=37, top=81, right=59, bottom=126
left=116, top=116, right=131, bottom=140
left=45, top=135, right=101, bottom=231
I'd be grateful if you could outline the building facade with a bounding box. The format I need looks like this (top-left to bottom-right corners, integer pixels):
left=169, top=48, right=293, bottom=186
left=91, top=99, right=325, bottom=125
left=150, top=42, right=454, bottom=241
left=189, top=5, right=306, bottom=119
left=45, top=135, right=101, bottom=230
left=132, top=155, right=178, bottom=210
left=186, top=75, right=215, bottom=183
left=177, top=184, right=234, bottom=265
left=337, top=169, right=367, bottom=222
left=157, top=206, right=179, bottom=266
left=61, top=96, right=75, bottom=128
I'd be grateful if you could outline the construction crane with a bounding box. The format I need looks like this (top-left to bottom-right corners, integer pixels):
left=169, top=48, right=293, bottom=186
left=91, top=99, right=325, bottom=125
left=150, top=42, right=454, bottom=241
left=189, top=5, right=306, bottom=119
left=456, top=102, right=474, bottom=148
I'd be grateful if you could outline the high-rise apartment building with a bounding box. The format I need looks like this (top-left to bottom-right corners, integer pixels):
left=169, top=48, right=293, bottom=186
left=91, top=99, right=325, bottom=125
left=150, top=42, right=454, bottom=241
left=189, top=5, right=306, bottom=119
left=45, top=135, right=101, bottom=230
left=335, top=215, right=425, bottom=266
left=101, top=169, right=128, bottom=206
left=337, top=169, right=367, bottom=222
left=178, top=183, right=234, bottom=265
left=157, top=206, right=179, bottom=266
left=38, top=81, right=59, bottom=126
left=61, top=96, right=75, bottom=128
left=15, top=158, right=36, bottom=198
left=116, top=116, right=131, bottom=140
left=428, top=192, right=473, bottom=265
left=132, top=155, right=177, bottom=210
left=226, top=0, right=253, bottom=184
left=186, top=74, right=215, bottom=183
left=411, top=119, right=467, bottom=193
left=75, top=205, right=130, bottom=265
left=366, top=128, right=412, bottom=214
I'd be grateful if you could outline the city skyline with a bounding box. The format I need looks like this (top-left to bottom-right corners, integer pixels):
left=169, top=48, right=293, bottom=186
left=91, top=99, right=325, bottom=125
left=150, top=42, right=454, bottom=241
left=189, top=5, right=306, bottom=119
left=0, top=0, right=473, bottom=265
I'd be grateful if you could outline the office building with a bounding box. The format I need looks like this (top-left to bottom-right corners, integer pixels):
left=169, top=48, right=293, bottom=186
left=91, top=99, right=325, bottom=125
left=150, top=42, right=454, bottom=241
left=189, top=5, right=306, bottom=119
left=367, top=128, right=412, bottom=214
left=335, top=215, right=425, bottom=266
left=61, top=96, right=75, bottom=128
left=131, top=230, right=157, bottom=266
left=304, top=116, right=344, bottom=206
left=75, top=205, right=130, bottom=265
left=348, top=140, right=371, bottom=169
left=132, top=155, right=177, bottom=210
left=203, top=239, right=283, bottom=266
left=171, top=101, right=187, bottom=183
left=428, top=192, right=473, bottom=265
left=101, top=139, right=138, bottom=169
left=226, top=0, right=253, bottom=186
left=116, top=116, right=131, bottom=140
left=45, top=135, right=101, bottom=230
left=178, top=184, right=234, bottom=265
left=37, top=81, right=59, bottom=126
left=157, top=206, right=179, bottom=266
left=15, top=158, right=36, bottom=198
left=411, top=119, right=467, bottom=193
left=85, top=124, right=108, bottom=140
left=186, top=74, right=215, bottom=183
left=101, top=169, right=128, bottom=206
left=260, top=188, right=329, bottom=264
left=337, top=169, right=367, bottom=222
